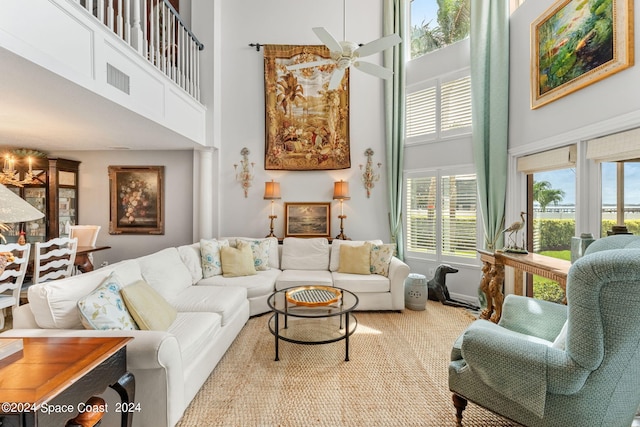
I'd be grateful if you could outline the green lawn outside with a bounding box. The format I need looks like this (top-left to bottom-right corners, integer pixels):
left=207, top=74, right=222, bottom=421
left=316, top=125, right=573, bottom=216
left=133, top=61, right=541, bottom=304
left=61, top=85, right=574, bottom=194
left=533, top=250, right=570, bottom=303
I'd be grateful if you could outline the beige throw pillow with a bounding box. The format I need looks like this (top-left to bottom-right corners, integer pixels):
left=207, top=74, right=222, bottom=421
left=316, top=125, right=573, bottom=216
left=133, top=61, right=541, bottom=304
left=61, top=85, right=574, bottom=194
left=121, top=280, right=177, bottom=331
left=338, top=243, right=372, bottom=275
left=220, top=241, right=257, bottom=277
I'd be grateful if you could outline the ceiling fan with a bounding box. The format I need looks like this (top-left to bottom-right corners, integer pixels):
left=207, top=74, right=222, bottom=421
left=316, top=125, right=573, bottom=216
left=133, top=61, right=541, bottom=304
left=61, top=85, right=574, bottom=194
left=286, top=3, right=401, bottom=90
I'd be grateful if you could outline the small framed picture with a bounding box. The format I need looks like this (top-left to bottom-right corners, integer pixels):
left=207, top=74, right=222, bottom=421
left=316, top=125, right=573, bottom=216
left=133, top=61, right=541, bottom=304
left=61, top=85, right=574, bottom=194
left=108, top=166, right=164, bottom=235
left=284, top=202, right=331, bottom=238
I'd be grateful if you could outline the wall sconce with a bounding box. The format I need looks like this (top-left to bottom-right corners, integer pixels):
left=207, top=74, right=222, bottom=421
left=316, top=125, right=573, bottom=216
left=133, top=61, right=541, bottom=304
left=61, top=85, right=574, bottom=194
left=333, top=180, right=350, bottom=240
left=359, top=148, right=381, bottom=198
left=234, top=147, right=254, bottom=198
left=263, top=179, right=281, bottom=238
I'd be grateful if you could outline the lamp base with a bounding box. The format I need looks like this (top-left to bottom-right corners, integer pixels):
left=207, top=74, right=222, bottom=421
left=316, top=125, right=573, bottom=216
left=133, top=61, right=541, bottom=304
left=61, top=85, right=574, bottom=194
left=335, top=215, right=349, bottom=240
left=266, top=215, right=277, bottom=238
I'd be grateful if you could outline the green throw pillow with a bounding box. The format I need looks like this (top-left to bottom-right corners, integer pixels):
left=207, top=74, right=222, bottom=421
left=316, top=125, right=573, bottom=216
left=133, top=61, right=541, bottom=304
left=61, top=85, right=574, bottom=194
left=121, top=279, right=177, bottom=331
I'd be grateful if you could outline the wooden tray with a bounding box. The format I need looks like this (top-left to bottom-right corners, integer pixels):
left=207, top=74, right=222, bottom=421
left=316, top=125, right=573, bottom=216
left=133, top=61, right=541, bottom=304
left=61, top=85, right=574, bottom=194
left=285, top=286, right=341, bottom=307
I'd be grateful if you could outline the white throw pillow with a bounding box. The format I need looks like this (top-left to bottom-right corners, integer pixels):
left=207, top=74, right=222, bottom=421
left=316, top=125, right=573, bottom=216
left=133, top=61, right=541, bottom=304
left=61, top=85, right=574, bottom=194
left=281, top=238, right=330, bottom=271
left=370, top=243, right=396, bottom=276
left=551, top=320, right=569, bottom=350
left=238, top=238, right=271, bottom=271
left=178, top=243, right=203, bottom=284
left=138, top=247, right=193, bottom=301
left=77, top=273, right=138, bottom=330
left=223, top=237, right=280, bottom=269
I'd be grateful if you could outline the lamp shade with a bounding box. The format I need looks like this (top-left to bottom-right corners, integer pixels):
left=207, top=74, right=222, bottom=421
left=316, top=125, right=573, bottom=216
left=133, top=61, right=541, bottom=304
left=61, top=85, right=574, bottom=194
left=0, top=183, right=45, bottom=223
left=333, top=180, right=350, bottom=200
left=263, top=180, right=281, bottom=200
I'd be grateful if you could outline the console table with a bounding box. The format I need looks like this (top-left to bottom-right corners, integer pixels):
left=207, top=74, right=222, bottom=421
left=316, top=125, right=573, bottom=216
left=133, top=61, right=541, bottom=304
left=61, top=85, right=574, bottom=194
left=478, top=250, right=571, bottom=323
left=0, top=336, right=135, bottom=427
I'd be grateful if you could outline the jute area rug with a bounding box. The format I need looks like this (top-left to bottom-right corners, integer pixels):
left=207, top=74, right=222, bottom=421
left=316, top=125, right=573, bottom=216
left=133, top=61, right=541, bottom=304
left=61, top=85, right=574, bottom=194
left=177, top=301, right=520, bottom=427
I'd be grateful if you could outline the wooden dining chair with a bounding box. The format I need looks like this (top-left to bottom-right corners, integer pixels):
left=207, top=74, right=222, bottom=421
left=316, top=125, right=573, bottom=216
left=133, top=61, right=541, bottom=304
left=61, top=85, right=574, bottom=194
left=69, top=225, right=101, bottom=274
left=0, top=242, right=31, bottom=330
left=33, top=237, right=78, bottom=284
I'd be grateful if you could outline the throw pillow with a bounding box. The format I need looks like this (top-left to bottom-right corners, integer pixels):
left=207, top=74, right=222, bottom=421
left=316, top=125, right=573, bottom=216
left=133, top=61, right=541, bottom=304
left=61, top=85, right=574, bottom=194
left=220, top=241, right=257, bottom=277
left=241, top=238, right=271, bottom=271
left=338, top=243, right=372, bottom=275
left=121, top=279, right=177, bottom=331
left=200, top=239, right=229, bottom=278
left=370, top=243, right=396, bottom=277
left=77, top=273, right=138, bottom=330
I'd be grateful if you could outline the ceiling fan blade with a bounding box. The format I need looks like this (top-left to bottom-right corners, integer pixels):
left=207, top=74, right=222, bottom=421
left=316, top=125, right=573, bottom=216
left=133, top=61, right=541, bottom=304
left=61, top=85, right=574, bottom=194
left=353, top=61, right=394, bottom=80
left=286, top=59, right=333, bottom=71
left=328, top=68, right=346, bottom=90
left=355, top=33, right=402, bottom=58
left=312, top=27, right=343, bottom=54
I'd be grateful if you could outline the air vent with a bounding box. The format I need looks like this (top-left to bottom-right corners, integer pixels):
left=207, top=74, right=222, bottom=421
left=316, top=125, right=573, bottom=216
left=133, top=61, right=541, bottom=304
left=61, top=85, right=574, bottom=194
left=107, top=63, right=130, bottom=94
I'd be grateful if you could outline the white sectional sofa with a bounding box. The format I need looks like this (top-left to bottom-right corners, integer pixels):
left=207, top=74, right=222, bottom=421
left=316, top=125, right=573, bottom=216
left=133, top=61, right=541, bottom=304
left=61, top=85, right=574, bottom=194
left=1, top=236, right=409, bottom=427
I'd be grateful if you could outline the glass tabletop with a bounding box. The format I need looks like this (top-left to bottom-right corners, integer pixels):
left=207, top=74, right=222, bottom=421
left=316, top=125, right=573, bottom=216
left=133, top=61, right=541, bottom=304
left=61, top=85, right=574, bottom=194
left=268, top=286, right=359, bottom=318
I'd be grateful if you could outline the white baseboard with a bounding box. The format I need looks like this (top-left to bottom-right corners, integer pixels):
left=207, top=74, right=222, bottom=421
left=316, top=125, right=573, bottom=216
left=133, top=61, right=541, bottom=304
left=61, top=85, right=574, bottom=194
left=449, top=292, right=480, bottom=307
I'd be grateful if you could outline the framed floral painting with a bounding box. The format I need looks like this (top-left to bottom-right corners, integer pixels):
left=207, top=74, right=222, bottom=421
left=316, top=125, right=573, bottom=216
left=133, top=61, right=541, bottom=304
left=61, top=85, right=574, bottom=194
left=263, top=44, right=350, bottom=170
left=108, top=166, right=164, bottom=235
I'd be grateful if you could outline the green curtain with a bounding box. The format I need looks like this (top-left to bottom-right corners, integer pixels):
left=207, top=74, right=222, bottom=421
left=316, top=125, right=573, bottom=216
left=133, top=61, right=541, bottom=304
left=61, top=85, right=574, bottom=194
left=470, top=0, right=509, bottom=250
left=383, top=0, right=406, bottom=260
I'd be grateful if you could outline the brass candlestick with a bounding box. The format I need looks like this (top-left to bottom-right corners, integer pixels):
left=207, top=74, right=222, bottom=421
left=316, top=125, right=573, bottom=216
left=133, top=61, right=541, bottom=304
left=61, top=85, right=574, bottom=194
left=336, top=214, right=348, bottom=240
left=266, top=215, right=278, bottom=238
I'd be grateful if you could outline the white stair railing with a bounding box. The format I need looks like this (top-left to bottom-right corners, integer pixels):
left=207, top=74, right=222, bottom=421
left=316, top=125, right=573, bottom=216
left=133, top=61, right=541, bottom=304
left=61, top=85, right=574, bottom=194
left=73, top=0, right=203, bottom=101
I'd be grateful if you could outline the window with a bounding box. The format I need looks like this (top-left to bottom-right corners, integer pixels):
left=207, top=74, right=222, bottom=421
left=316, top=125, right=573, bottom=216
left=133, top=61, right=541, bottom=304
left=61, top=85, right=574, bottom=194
left=405, top=170, right=477, bottom=260
left=405, top=72, right=471, bottom=144
left=410, top=0, right=471, bottom=60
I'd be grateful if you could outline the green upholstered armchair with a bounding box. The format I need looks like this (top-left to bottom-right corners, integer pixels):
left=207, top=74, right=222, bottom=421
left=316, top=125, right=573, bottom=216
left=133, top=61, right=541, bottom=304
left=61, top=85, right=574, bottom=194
left=449, top=235, right=640, bottom=427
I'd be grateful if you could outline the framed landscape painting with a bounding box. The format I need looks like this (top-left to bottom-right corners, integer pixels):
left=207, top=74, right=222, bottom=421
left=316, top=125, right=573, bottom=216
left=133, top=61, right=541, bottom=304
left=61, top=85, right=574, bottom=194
left=263, top=44, right=350, bottom=171
left=530, top=0, right=633, bottom=109
left=284, top=202, right=331, bottom=238
left=108, top=166, right=164, bottom=235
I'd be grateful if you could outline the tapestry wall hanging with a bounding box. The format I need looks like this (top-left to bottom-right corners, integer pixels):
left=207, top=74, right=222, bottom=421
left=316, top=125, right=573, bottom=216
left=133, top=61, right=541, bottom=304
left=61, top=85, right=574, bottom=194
left=263, top=44, right=350, bottom=170
left=530, top=0, right=633, bottom=109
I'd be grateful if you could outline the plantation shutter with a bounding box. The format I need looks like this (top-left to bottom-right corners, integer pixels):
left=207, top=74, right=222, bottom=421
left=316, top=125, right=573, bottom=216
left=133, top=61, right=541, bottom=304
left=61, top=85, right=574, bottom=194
left=406, top=85, right=437, bottom=140
left=405, top=175, right=437, bottom=254
left=441, top=76, right=472, bottom=134
left=441, top=174, right=477, bottom=258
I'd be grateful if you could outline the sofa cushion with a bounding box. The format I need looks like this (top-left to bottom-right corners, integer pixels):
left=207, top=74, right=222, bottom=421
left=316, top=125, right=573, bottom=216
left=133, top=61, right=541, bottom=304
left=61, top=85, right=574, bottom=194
left=338, top=243, right=372, bottom=275
left=281, top=238, right=330, bottom=270
left=168, top=312, right=221, bottom=365
left=330, top=239, right=383, bottom=272
left=197, top=268, right=279, bottom=300
left=178, top=243, right=203, bottom=284
left=370, top=243, right=396, bottom=276
left=121, top=279, right=177, bottom=331
left=138, top=248, right=193, bottom=300
left=275, top=270, right=333, bottom=290
left=331, top=272, right=390, bottom=293
left=220, top=242, right=257, bottom=277
left=168, top=286, right=247, bottom=326
left=27, top=263, right=130, bottom=329
left=200, top=238, right=229, bottom=277
left=77, top=273, right=138, bottom=330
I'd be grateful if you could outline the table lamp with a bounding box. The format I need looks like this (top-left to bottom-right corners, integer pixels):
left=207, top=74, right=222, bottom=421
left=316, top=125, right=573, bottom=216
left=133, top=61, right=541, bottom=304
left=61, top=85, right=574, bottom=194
left=333, top=180, right=350, bottom=240
left=0, top=183, right=45, bottom=244
left=263, top=180, right=281, bottom=237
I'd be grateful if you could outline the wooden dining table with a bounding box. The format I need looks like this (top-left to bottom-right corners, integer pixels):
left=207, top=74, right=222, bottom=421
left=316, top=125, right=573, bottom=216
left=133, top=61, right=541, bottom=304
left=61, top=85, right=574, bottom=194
left=75, top=245, right=111, bottom=273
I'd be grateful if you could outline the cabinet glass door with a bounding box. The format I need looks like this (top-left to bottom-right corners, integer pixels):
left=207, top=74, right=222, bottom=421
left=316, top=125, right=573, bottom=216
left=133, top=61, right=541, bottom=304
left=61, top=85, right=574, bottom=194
left=58, top=187, right=76, bottom=237
left=23, top=187, right=47, bottom=243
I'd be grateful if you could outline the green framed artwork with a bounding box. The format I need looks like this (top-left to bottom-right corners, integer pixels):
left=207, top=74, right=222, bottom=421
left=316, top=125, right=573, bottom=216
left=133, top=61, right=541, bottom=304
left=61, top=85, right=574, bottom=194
left=531, top=0, right=633, bottom=109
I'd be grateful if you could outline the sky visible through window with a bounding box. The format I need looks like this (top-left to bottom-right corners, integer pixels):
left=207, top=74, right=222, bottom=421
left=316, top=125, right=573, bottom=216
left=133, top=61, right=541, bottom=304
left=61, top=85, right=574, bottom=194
left=536, top=163, right=640, bottom=206
left=411, top=0, right=438, bottom=27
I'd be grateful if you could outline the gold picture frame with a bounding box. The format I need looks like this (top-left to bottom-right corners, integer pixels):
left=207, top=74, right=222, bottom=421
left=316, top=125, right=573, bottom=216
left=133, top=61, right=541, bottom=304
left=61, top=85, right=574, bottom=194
left=263, top=44, right=350, bottom=170
left=531, top=0, right=633, bottom=109
left=284, top=202, right=331, bottom=238
left=108, top=166, right=164, bottom=235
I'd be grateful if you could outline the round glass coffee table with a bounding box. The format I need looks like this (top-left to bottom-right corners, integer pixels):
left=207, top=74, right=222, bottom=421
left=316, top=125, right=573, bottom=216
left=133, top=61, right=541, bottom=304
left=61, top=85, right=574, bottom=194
left=267, top=286, right=359, bottom=361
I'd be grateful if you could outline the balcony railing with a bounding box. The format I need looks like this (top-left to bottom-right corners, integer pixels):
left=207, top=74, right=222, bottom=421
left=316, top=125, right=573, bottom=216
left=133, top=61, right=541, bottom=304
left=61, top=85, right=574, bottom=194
left=73, top=0, right=203, bottom=101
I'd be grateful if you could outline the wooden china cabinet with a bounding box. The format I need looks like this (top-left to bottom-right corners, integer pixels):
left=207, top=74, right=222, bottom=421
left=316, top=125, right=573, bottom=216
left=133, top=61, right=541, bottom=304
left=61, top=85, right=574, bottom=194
left=5, top=157, right=80, bottom=244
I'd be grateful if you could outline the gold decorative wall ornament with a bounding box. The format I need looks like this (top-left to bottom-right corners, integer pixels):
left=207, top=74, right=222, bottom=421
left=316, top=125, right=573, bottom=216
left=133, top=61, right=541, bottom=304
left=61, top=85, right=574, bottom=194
left=360, top=148, right=381, bottom=198
left=234, top=147, right=255, bottom=198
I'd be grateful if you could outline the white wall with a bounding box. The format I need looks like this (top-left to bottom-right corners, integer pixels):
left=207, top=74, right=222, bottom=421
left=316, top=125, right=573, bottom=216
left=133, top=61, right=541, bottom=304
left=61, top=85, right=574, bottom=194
left=50, top=150, right=195, bottom=266
left=208, top=0, right=391, bottom=240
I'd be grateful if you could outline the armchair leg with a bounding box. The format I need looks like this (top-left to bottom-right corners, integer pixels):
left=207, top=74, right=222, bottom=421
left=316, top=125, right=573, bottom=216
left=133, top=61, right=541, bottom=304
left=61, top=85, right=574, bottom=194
left=452, top=394, right=467, bottom=426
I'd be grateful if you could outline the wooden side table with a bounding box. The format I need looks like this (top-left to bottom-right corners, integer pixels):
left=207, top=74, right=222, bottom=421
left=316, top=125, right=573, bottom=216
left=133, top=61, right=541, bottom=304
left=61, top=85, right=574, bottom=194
left=0, top=336, right=135, bottom=427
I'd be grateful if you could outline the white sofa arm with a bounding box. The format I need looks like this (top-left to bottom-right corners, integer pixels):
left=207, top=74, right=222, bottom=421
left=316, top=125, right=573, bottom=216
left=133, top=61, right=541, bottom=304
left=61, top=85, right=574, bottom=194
left=388, top=256, right=410, bottom=310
